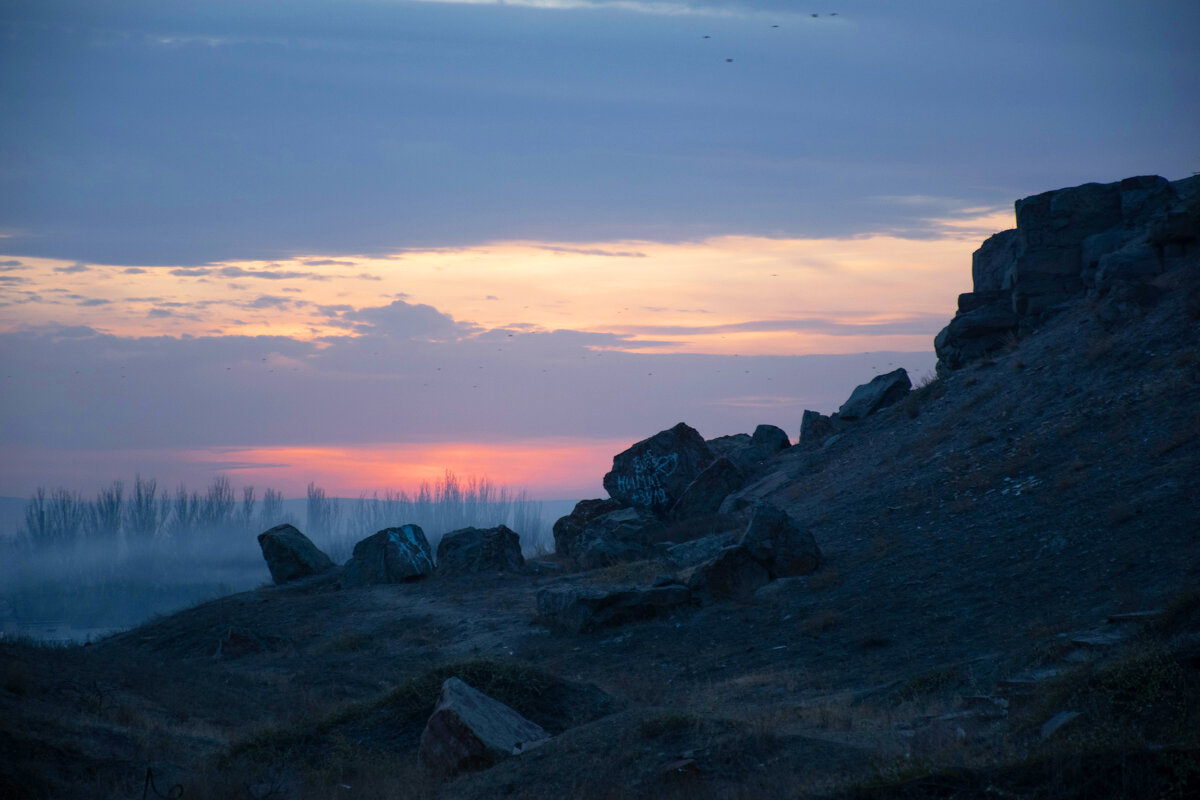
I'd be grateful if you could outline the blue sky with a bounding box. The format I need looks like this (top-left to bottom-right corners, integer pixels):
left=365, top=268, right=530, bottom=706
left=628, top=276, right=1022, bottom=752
left=1, top=0, right=1198, bottom=499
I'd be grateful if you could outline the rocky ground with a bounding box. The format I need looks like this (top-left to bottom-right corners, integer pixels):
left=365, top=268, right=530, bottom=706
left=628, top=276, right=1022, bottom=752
left=3, top=177, right=1200, bottom=799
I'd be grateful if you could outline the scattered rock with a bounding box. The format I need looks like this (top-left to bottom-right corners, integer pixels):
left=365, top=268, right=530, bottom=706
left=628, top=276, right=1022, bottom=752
left=934, top=299, right=1019, bottom=373
left=603, top=422, right=714, bottom=515
left=669, top=457, right=745, bottom=520
left=552, top=498, right=623, bottom=557
left=798, top=410, right=835, bottom=449
left=417, top=677, right=549, bottom=775
left=680, top=545, right=770, bottom=602
left=838, top=368, right=911, bottom=421
left=342, top=525, right=435, bottom=586
left=665, top=531, right=739, bottom=569
left=437, top=525, right=525, bottom=575
left=536, top=584, right=691, bottom=633
left=718, top=469, right=794, bottom=516
left=706, top=433, right=752, bottom=459
left=573, top=506, right=664, bottom=570
left=256, top=524, right=335, bottom=585
left=750, top=424, right=790, bottom=453
left=740, top=503, right=821, bottom=579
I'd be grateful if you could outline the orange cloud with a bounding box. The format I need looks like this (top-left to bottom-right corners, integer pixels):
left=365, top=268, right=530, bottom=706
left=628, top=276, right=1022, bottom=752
left=0, top=209, right=1009, bottom=355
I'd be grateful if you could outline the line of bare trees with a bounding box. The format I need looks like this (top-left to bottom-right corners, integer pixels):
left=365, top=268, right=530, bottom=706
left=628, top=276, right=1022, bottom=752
left=15, top=471, right=547, bottom=557
left=18, top=476, right=291, bottom=547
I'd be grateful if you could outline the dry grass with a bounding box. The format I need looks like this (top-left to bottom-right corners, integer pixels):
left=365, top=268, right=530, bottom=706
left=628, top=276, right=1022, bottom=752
left=1085, top=333, right=1115, bottom=363
left=1106, top=502, right=1138, bottom=526
left=1151, top=414, right=1200, bottom=457
left=801, top=609, right=842, bottom=636
left=807, top=568, right=842, bottom=591
left=582, top=559, right=664, bottom=586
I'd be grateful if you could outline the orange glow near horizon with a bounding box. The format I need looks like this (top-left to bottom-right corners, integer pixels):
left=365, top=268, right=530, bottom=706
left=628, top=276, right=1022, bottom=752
left=0, top=208, right=1013, bottom=356
left=0, top=439, right=633, bottom=500
left=197, top=439, right=628, bottom=498
left=194, top=438, right=628, bottom=501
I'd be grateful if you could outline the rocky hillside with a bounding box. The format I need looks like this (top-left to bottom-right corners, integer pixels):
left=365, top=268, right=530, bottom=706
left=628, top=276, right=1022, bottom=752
left=2, top=175, right=1198, bottom=800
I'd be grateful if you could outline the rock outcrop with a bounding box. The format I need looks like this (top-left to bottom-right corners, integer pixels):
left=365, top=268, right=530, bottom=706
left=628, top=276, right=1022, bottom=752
left=936, top=174, right=1200, bottom=373
left=256, top=524, right=335, bottom=585
left=341, top=525, right=435, bottom=586
left=436, top=525, right=525, bottom=575
left=417, top=677, right=549, bottom=775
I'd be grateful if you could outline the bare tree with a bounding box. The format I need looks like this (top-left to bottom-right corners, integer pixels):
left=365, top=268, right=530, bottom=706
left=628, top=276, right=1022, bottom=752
left=238, top=486, right=256, bottom=533
left=200, top=476, right=236, bottom=532
left=23, top=487, right=49, bottom=546
left=46, top=488, right=87, bottom=544
left=306, top=482, right=339, bottom=541
left=170, top=485, right=202, bottom=537
left=259, top=488, right=284, bottom=530
left=127, top=474, right=160, bottom=540
left=89, top=480, right=124, bottom=540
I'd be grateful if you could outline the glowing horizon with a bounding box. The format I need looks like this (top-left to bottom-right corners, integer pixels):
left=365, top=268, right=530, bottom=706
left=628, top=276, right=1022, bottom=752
left=0, top=438, right=637, bottom=501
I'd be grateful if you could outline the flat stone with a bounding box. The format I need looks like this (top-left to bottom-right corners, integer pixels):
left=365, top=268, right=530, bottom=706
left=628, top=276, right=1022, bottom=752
left=417, top=677, right=549, bottom=775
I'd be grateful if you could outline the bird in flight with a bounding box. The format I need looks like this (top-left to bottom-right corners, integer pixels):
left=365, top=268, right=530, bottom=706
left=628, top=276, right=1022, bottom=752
left=725, top=58, right=733, bottom=63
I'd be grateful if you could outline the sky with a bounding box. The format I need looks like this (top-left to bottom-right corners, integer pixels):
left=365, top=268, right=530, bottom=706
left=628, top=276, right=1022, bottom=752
left=1, top=0, right=1198, bottom=503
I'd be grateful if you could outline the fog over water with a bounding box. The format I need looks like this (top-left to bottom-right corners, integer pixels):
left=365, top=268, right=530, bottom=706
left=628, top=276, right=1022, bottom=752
left=0, top=492, right=572, bottom=643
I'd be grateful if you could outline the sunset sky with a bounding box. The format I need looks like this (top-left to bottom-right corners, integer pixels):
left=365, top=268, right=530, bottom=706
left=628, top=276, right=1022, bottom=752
left=2, top=0, right=1198, bottom=501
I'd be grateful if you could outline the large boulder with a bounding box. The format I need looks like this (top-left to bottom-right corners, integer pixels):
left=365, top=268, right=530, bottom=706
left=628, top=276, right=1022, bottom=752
left=342, top=525, right=434, bottom=586
left=256, top=524, right=335, bottom=585
left=680, top=545, right=770, bottom=602
left=603, top=422, right=714, bottom=516
left=740, top=503, right=821, bottom=579
left=669, top=457, right=745, bottom=520
left=552, top=498, right=622, bottom=557
left=417, top=677, right=549, bottom=775
left=837, top=368, right=911, bottom=421
left=573, top=506, right=664, bottom=570
left=536, top=584, right=691, bottom=633
left=665, top=531, right=740, bottom=569
left=436, top=525, right=524, bottom=575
